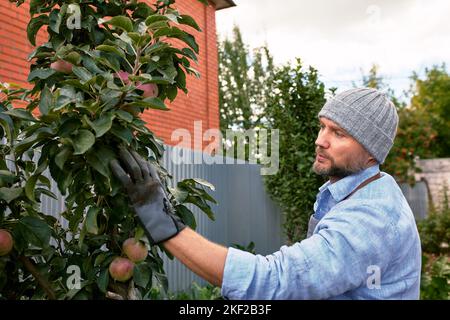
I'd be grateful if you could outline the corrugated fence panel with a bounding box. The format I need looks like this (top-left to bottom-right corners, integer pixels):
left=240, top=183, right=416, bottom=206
left=399, top=181, right=429, bottom=220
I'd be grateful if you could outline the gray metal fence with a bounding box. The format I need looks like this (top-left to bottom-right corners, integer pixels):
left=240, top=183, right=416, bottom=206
left=399, top=181, right=429, bottom=220
left=39, top=145, right=285, bottom=293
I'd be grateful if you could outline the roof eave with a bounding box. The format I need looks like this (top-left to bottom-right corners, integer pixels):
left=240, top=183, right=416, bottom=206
left=210, top=0, right=236, bottom=11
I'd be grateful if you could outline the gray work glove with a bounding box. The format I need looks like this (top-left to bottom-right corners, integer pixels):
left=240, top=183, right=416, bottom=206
left=110, top=148, right=185, bottom=245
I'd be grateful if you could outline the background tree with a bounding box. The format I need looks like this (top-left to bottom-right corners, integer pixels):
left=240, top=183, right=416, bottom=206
left=0, top=0, right=215, bottom=300
left=218, top=25, right=274, bottom=133
left=410, top=64, right=450, bottom=158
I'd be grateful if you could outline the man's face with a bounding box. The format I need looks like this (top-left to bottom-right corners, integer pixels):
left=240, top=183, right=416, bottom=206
left=313, top=117, right=373, bottom=182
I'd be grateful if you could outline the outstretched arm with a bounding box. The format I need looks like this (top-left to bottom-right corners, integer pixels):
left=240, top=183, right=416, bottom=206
left=163, top=228, right=228, bottom=286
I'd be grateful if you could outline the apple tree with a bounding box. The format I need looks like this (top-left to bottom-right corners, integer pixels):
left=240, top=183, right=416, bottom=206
left=0, top=0, right=215, bottom=300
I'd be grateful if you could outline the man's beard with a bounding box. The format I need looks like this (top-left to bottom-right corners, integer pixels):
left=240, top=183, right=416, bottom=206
left=313, top=149, right=367, bottom=179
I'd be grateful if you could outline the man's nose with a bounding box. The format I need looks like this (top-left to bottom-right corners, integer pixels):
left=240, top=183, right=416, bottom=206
left=315, top=130, right=329, bottom=149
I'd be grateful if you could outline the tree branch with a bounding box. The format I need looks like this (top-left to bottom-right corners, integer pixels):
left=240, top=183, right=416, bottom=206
left=18, top=255, right=57, bottom=300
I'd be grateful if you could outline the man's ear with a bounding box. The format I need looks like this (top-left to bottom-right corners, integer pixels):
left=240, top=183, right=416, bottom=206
left=367, top=155, right=377, bottom=166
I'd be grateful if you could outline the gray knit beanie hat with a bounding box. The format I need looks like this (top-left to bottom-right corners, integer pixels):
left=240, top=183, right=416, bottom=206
left=318, top=88, right=398, bottom=164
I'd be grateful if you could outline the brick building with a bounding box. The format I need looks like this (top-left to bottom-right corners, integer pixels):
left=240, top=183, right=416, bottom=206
left=0, top=0, right=235, bottom=147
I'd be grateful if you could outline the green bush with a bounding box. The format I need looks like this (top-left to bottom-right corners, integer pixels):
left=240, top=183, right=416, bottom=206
left=418, top=191, right=450, bottom=300
left=420, top=254, right=450, bottom=300
left=417, top=191, right=450, bottom=255
left=148, top=282, right=222, bottom=300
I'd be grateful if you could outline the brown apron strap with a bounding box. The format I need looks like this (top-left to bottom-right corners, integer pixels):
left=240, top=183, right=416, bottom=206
left=343, top=172, right=381, bottom=201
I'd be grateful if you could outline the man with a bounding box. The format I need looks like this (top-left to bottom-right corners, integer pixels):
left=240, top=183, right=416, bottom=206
left=111, top=88, right=422, bottom=299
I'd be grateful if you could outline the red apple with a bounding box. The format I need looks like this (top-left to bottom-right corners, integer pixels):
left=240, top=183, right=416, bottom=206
left=122, top=238, right=148, bottom=263
left=0, top=229, right=13, bottom=256
left=136, top=82, right=159, bottom=98
left=115, top=71, right=131, bottom=85
left=108, top=257, right=134, bottom=282
left=50, top=60, right=73, bottom=74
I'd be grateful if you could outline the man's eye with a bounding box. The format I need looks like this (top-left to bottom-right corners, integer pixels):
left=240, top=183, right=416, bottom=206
left=335, top=131, right=344, bottom=137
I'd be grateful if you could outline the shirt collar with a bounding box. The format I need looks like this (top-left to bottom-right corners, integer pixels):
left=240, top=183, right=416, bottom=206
left=319, top=164, right=380, bottom=202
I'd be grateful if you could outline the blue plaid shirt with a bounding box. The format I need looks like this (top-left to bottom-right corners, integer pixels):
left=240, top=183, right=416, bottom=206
left=221, top=165, right=421, bottom=299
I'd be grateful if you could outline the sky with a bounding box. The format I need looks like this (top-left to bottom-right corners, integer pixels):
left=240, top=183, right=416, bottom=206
left=215, top=0, right=450, bottom=101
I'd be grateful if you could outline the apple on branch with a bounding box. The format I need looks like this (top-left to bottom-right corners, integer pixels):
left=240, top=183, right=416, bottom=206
left=108, top=257, right=134, bottom=282
left=50, top=60, right=73, bottom=74
left=122, top=237, right=148, bottom=263
left=0, top=229, right=13, bottom=256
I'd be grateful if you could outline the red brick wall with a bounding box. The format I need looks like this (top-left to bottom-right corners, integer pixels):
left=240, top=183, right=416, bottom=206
left=0, top=0, right=219, bottom=149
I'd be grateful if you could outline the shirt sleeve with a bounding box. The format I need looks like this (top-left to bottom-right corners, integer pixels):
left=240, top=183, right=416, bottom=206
left=221, top=203, right=397, bottom=300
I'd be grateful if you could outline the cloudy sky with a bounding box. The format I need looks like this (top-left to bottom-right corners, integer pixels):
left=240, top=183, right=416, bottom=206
left=216, top=0, right=450, bottom=100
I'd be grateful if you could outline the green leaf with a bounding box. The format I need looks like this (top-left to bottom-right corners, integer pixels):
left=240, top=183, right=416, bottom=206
left=30, top=0, right=46, bottom=15
left=0, top=187, right=23, bottom=203
left=154, top=27, right=199, bottom=53
left=55, top=146, right=72, bottom=170
left=39, top=86, right=53, bottom=115
left=133, top=2, right=155, bottom=19
left=97, top=268, right=109, bottom=293
left=128, top=97, right=168, bottom=111
left=135, top=227, right=145, bottom=241
left=72, top=66, right=93, bottom=83
left=179, top=15, right=201, bottom=31
left=176, top=205, right=197, bottom=230
left=70, top=130, right=95, bottom=155
left=14, top=127, right=54, bottom=157
left=84, top=113, right=114, bottom=138
left=28, top=68, right=56, bottom=81
left=127, top=32, right=141, bottom=45
left=49, top=9, right=62, bottom=34
left=130, top=74, right=171, bottom=85
left=36, top=188, right=57, bottom=200
left=37, top=175, right=51, bottom=188
left=143, top=42, right=169, bottom=56
left=0, top=112, right=14, bottom=142
left=193, top=178, right=215, bottom=191
left=84, top=206, right=100, bottom=235
left=4, top=108, right=37, bottom=122
left=27, top=15, right=49, bottom=46
left=169, top=187, right=188, bottom=203
left=18, top=216, right=51, bottom=248
left=166, top=85, right=177, bottom=101
left=181, top=48, right=198, bottom=62
left=187, top=196, right=215, bottom=221
left=64, top=52, right=81, bottom=65
left=58, top=118, right=81, bottom=138
left=68, top=206, right=84, bottom=232
left=82, top=56, right=105, bottom=75
left=25, top=174, right=39, bottom=202
left=111, top=124, right=133, bottom=145
left=86, top=150, right=110, bottom=178
left=95, top=45, right=126, bottom=59
left=104, top=16, right=133, bottom=33
left=133, top=263, right=151, bottom=288
left=145, top=15, right=170, bottom=27
left=115, top=110, right=133, bottom=123
left=0, top=170, right=17, bottom=185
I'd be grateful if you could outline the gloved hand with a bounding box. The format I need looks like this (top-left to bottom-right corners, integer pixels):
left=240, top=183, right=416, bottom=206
left=110, top=148, right=185, bottom=245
